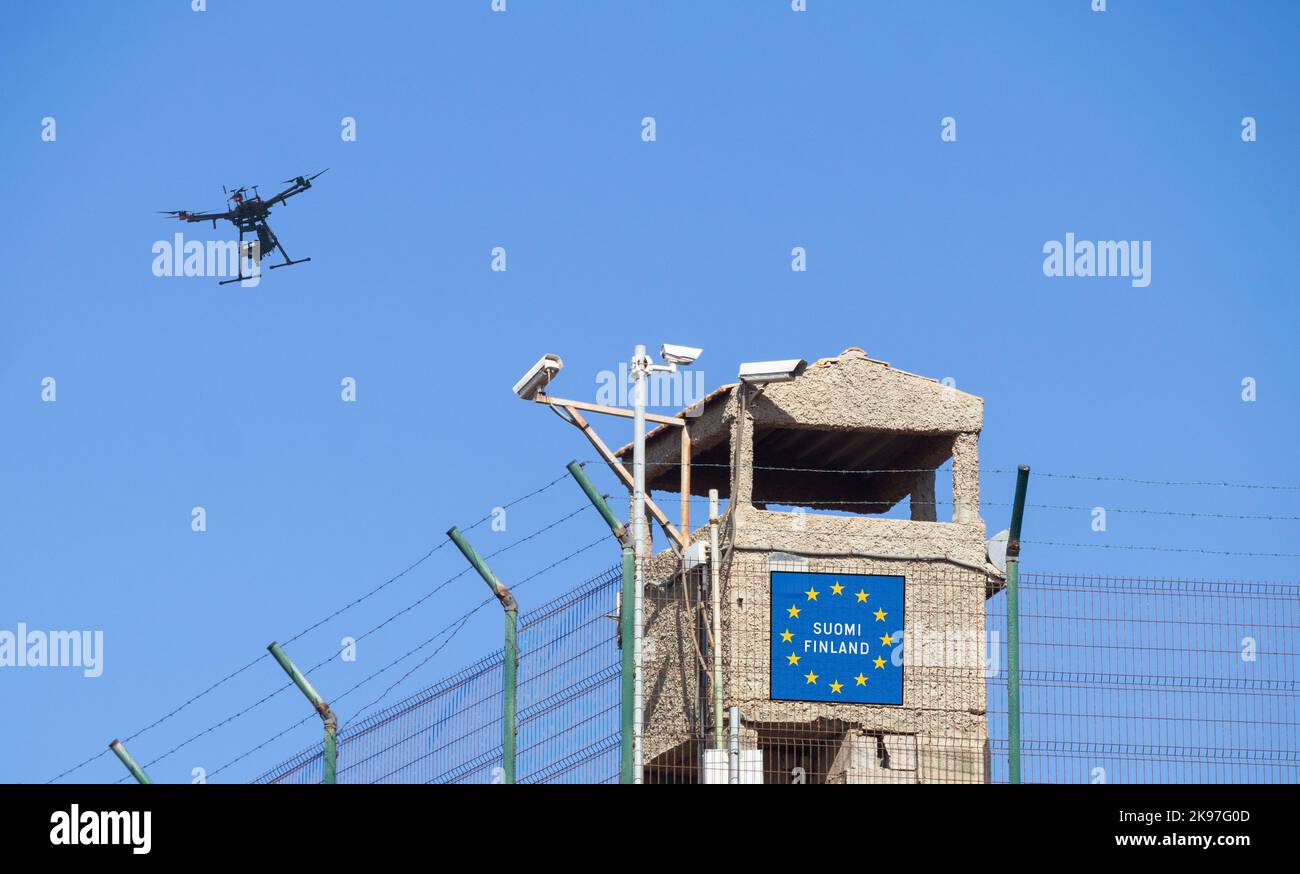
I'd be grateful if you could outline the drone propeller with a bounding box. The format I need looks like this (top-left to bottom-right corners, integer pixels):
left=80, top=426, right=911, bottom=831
left=159, top=208, right=222, bottom=219
left=281, top=168, right=329, bottom=185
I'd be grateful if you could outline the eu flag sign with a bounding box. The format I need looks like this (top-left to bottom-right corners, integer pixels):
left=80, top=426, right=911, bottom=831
left=770, top=571, right=905, bottom=706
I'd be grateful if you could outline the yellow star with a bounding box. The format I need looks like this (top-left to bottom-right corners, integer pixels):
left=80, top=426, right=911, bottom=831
left=873, top=608, right=887, bottom=621
left=873, top=656, right=886, bottom=669
left=855, top=590, right=869, bottom=603
left=829, top=680, right=844, bottom=694
left=780, top=629, right=794, bottom=643
left=804, top=586, right=820, bottom=601
left=786, top=652, right=800, bottom=666
left=879, top=633, right=893, bottom=646
left=787, top=604, right=801, bottom=619
left=854, top=673, right=868, bottom=686
left=804, top=670, right=818, bottom=685
left=829, top=582, right=844, bottom=595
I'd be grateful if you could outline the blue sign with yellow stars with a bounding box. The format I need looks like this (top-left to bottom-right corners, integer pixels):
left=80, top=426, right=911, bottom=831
left=770, top=571, right=905, bottom=705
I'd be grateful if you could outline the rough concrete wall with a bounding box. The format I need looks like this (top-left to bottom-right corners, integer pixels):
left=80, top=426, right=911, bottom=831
left=639, top=544, right=992, bottom=782
left=623, top=349, right=984, bottom=494
left=723, top=551, right=988, bottom=759
left=827, top=732, right=917, bottom=784
left=911, top=470, right=937, bottom=522
left=952, top=431, right=981, bottom=524
left=728, top=389, right=754, bottom=506
left=639, top=567, right=702, bottom=764
left=749, top=351, right=983, bottom=435
left=732, top=505, right=989, bottom=568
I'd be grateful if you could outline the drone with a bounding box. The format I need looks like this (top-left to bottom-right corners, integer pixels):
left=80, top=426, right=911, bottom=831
left=160, top=169, right=327, bottom=285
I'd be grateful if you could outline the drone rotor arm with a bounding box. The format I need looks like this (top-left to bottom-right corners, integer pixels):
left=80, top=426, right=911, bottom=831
left=263, top=169, right=328, bottom=208
left=161, top=208, right=230, bottom=223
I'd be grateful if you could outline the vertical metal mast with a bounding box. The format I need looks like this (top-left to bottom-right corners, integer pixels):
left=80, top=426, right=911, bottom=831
left=631, top=344, right=648, bottom=784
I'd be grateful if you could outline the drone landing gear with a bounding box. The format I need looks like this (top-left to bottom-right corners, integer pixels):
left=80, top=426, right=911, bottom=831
left=213, top=224, right=312, bottom=284
left=268, top=236, right=311, bottom=271
left=217, top=237, right=263, bottom=285
left=215, top=230, right=265, bottom=286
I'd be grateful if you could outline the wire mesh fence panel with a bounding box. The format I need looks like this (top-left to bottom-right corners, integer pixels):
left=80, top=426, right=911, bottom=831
left=641, top=552, right=1298, bottom=784
left=256, top=554, right=1298, bottom=784
left=999, top=573, right=1300, bottom=784
left=254, top=564, right=621, bottom=784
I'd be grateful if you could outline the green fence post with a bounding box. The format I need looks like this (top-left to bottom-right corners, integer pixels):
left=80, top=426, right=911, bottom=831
left=267, top=641, right=339, bottom=784
left=447, top=526, right=518, bottom=784
left=1006, top=464, right=1030, bottom=784
left=566, top=460, right=635, bottom=784
left=108, top=739, right=153, bottom=784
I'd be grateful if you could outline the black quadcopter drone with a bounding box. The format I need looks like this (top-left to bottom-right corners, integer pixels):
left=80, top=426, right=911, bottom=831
left=160, top=169, right=327, bottom=285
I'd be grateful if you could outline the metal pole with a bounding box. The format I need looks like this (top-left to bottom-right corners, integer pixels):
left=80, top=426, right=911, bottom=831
left=502, top=609, right=517, bottom=784
left=618, top=543, right=636, bottom=783
left=108, top=739, right=152, bottom=785
left=680, top=424, right=691, bottom=535
left=728, top=706, right=741, bottom=784
left=267, top=641, right=338, bottom=784
left=447, top=526, right=518, bottom=784
left=567, top=460, right=624, bottom=538
left=1005, top=464, right=1030, bottom=784
left=566, top=461, right=635, bottom=783
left=631, top=344, right=648, bottom=784
left=709, top=489, right=723, bottom=750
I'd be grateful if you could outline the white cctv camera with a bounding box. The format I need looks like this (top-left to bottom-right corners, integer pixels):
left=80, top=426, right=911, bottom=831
left=513, top=354, right=563, bottom=400
left=738, top=358, right=806, bottom=384
left=660, top=344, right=703, bottom=366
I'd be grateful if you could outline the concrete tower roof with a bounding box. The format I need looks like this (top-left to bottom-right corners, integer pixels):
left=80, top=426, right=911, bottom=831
left=613, top=347, right=983, bottom=511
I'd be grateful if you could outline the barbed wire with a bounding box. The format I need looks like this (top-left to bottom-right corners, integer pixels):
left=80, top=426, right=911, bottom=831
left=296, top=502, right=595, bottom=672
left=340, top=532, right=612, bottom=732
left=44, top=747, right=113, bottom=785
left=218, top=533, right=612, bottom=782
left=1022, top=540, right=1300, bottom=559
left=1014, top=503, right=1300, bottom=522
left=703, top=524, right=1299, bottom=561
left=116, top=502, right=598, bottom=780
left=612, top=460, right=952, bottom=475
left=674, top=492, right=1299, bottom=522
left=1020, top=471, right=1300, bottom=491
left=211, top=618, right=473, bottom=781
left=46, top=471, right=576, bottom=784
left=597, top=459, right=1300, bottom=491
left=127, top=679, right=298, bottom=780
left=338, top=618, right=474, bottom=735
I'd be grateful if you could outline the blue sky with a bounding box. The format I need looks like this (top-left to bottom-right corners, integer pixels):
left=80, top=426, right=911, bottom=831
left=2, top=1, right=1297, bottom=784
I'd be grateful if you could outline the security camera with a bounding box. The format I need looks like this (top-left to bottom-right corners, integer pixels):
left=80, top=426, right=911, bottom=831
left=660, top=344, right=703, bottom=366
left=738, top=358, right=806, bottom=384
left=513, top=354, right=563, bottom=400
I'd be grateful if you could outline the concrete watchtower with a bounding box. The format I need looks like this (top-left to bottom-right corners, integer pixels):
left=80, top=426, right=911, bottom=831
left=617, top=348, right=1001, bottom=783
